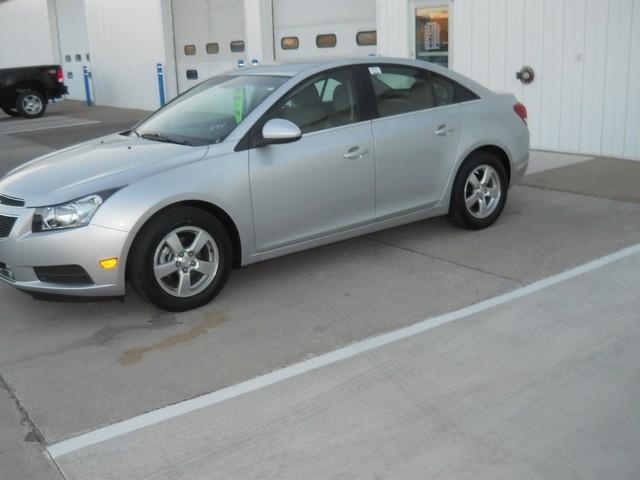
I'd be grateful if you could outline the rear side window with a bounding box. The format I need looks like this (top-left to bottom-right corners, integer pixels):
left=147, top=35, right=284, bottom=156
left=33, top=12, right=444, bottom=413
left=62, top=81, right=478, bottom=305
left=430, top=72, right=479, bottom=105
left=368, top=65, right=478, bottom=118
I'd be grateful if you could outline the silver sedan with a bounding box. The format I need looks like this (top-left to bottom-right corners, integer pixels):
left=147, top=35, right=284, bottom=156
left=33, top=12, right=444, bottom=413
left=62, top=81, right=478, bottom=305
left=0, top=58, right=529, bottom=311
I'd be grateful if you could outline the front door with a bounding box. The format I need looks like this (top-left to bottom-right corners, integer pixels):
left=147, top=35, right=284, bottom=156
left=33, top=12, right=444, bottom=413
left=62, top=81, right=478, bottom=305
left=411, top=1, right=450, bottom=68
left=249, top=68, right=375, bottom=251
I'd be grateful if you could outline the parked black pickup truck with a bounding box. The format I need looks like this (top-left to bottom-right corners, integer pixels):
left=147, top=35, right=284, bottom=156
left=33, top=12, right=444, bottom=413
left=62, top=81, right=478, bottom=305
left=0, top=65, right=68, bottom=119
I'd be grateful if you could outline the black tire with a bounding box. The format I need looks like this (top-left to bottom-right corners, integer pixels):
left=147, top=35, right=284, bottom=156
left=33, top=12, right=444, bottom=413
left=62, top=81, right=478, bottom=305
left=2, top=107, right=20, bottom=117
left=16, top=90, right=47, bottom=119
left=447, top=151, right=508, bottom=230
left=129, top=206, right=233, bottom=312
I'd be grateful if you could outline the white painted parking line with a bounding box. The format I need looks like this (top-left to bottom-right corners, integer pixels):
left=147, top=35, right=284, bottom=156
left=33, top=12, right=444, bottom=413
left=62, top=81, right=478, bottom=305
left=47, top=242, right=640, bottom=459
left=0, top=118, right=101, bottom=135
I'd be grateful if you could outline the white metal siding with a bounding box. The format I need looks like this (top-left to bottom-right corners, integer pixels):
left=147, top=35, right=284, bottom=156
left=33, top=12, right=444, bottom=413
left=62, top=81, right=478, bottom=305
left=54, top=0, right=91, bottom=100
left=452, top=0, right=640, bottom=159
left=172, top=0, right=246, bottom=93
left=0, top=0, right=55, bottom=69
left=273, top=0, right=377, bottom=62
left=83, top=0, right=169, bottom=110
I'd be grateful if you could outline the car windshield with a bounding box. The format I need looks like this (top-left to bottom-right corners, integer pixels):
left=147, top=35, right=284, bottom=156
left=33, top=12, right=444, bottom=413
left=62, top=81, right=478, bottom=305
left=133, top=75, right=287, bottom=146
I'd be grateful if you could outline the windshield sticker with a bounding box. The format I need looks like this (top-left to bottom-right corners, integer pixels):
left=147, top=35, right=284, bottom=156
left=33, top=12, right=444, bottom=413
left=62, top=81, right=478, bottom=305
left=369, top=66, right=382, bottom=75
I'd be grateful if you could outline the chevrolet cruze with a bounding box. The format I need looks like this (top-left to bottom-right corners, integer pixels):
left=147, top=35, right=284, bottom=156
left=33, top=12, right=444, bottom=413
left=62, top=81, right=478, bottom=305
left=0, top=58, right=529, bottom=311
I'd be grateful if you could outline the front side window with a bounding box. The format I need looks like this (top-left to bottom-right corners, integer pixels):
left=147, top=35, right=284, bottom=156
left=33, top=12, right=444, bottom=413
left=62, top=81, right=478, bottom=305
left=266, top=69, right=360, bottom=134
left=369, top=65, right=477, bottom=118
left=134, top=75, right=286, bottom=146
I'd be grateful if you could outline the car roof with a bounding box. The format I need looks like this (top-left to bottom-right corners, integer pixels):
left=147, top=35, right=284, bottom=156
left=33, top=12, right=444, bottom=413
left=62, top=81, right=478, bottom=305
left=225, top=57, right=493, bottom=98
left=228, top=57, right=438, bottom=77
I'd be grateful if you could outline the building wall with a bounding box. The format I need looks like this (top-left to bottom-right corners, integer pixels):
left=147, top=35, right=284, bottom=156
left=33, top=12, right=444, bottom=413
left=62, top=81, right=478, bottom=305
left=83, top=0, right=172, bottom=110
left=452, top=0, right=640, bottom=159
left=0, top=0, right=56, bottom=68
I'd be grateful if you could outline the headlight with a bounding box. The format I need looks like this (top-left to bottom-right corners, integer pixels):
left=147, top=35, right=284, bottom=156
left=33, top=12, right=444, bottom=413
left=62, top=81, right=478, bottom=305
left=32, top=190, right=116, bottom=232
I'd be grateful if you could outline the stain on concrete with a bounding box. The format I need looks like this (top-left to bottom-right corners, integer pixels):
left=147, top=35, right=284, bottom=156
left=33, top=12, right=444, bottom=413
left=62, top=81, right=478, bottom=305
left=3, top=312, right=180, bottom=367
left=118, top=311, right=228, bottom=366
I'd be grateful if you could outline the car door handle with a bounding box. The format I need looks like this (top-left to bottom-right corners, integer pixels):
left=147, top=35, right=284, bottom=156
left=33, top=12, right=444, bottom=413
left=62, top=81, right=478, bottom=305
left=434, top=124, right=454, bottom=137
left=343, top=146, right=369, bottom=159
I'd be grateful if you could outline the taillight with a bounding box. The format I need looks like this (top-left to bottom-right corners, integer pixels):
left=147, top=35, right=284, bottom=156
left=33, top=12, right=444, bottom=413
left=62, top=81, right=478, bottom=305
left=514, top=102, right=527, bottom=125
left=57, top=67, right=64, bottom=83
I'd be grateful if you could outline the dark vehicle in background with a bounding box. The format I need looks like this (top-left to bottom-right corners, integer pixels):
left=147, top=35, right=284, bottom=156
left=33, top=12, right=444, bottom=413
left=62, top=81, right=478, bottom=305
left=0, top=65, right=68, bottom=119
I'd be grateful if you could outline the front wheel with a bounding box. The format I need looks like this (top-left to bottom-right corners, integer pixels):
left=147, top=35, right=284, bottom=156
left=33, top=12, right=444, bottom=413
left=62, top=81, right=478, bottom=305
left=129, top=207, right=233, bottom=311
left=16, top=90, right=47, bottom=119
left=447, top=152, right=508, bottom=230
left=2, top=107, right=20, bottom=117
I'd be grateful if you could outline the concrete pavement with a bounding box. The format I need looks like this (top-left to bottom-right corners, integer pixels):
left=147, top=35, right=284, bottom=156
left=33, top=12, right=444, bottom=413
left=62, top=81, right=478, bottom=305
left=56, top=249, right=640, bottom=479
left=1, top=102, right=639, bottom=479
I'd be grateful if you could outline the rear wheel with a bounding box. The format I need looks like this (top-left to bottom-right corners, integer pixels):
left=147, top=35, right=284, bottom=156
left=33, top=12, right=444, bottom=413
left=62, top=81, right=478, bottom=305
left=16, top=90, right=47, bottom=119
left=447, top=151, right=508, bottom=230
left=129, top=206, right=233, bottom=311
left=2, top=107, right=20, bottom=117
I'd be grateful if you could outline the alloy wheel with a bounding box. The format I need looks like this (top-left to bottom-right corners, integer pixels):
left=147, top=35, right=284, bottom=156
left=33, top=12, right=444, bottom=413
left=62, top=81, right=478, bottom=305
left=464, top=164, right=502, bottom=219
left=153, top=226, right=220, bottom=298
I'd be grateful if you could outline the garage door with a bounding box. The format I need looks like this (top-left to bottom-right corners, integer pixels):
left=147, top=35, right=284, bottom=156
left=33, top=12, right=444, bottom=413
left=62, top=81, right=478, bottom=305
left=273, top=0, right=377, bottom=63
left=54, top=0, right=91, bottom=100
left=172, top=0, right=246, bottom=94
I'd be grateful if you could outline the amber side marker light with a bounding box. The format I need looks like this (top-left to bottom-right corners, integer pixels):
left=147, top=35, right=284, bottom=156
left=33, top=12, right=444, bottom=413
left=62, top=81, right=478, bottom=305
left=99, top=258, right=119, bottom=269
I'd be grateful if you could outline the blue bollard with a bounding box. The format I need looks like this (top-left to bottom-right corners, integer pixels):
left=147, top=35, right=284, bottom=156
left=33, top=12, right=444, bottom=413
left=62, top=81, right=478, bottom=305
left=251, top=59, right=259, bottom=66
left=82, top=66, right=92, bottom=106
left=156, top=63, right=166, bottom=107
left=237, top=60, right=245, bottom=68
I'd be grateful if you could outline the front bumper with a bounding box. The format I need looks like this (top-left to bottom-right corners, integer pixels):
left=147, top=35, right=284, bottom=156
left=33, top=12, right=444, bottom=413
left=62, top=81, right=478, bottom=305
left=0, top=205, right=129, bottom=297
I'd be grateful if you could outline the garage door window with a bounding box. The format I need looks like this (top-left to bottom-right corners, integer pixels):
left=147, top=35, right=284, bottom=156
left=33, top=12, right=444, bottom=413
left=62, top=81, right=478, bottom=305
left=266, top=69, right=360, bottom=134
left=206, top=43, right=219, bottom=54
left=281, top=37, right=299, bottom=50
left=230, top=41, right=245, bottom=53
left=316, top=34, right=337, bottom=48
left=184, top=44, right=196, bottom=56
left=356, top=31, right=377, bottom=46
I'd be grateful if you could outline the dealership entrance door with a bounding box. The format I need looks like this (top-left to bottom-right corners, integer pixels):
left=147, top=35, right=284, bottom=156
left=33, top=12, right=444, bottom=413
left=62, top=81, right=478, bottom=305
left=411, top=1, right=449, bottom=67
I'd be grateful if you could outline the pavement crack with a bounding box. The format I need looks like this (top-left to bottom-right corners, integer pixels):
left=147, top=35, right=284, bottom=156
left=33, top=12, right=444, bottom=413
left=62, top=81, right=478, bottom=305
left=0, top=374, right=69, bottom=479
left=0, top=374, right=45, bottom=445
left=368, top=236, right=524, bottom=285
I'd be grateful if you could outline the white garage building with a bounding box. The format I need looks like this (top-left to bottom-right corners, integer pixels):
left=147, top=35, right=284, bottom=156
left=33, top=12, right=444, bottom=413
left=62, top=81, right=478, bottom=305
left=0, top=0, right=639, bottom=159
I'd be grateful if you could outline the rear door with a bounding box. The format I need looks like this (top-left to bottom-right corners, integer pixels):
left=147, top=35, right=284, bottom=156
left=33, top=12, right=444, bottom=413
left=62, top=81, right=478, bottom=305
left=248, top=67, right=375, bottom=251
left=366, top=64, right=470, bottom=219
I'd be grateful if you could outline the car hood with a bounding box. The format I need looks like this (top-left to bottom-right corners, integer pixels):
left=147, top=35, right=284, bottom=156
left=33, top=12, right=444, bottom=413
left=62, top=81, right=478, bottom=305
left=0, top=134, right=209, bottom=207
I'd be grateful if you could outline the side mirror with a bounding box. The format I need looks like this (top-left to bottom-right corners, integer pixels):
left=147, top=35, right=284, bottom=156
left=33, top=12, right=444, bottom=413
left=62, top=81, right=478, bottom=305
left=261, top=118, right=302, bottom=145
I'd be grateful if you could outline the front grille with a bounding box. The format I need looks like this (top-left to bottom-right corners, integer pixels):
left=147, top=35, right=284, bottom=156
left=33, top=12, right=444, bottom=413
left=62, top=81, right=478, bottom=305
left=33, top=265, right=94, bottom=285
left=0, top=215, right=17, bottom=238
left=0, top=194, right=25, bottom=207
